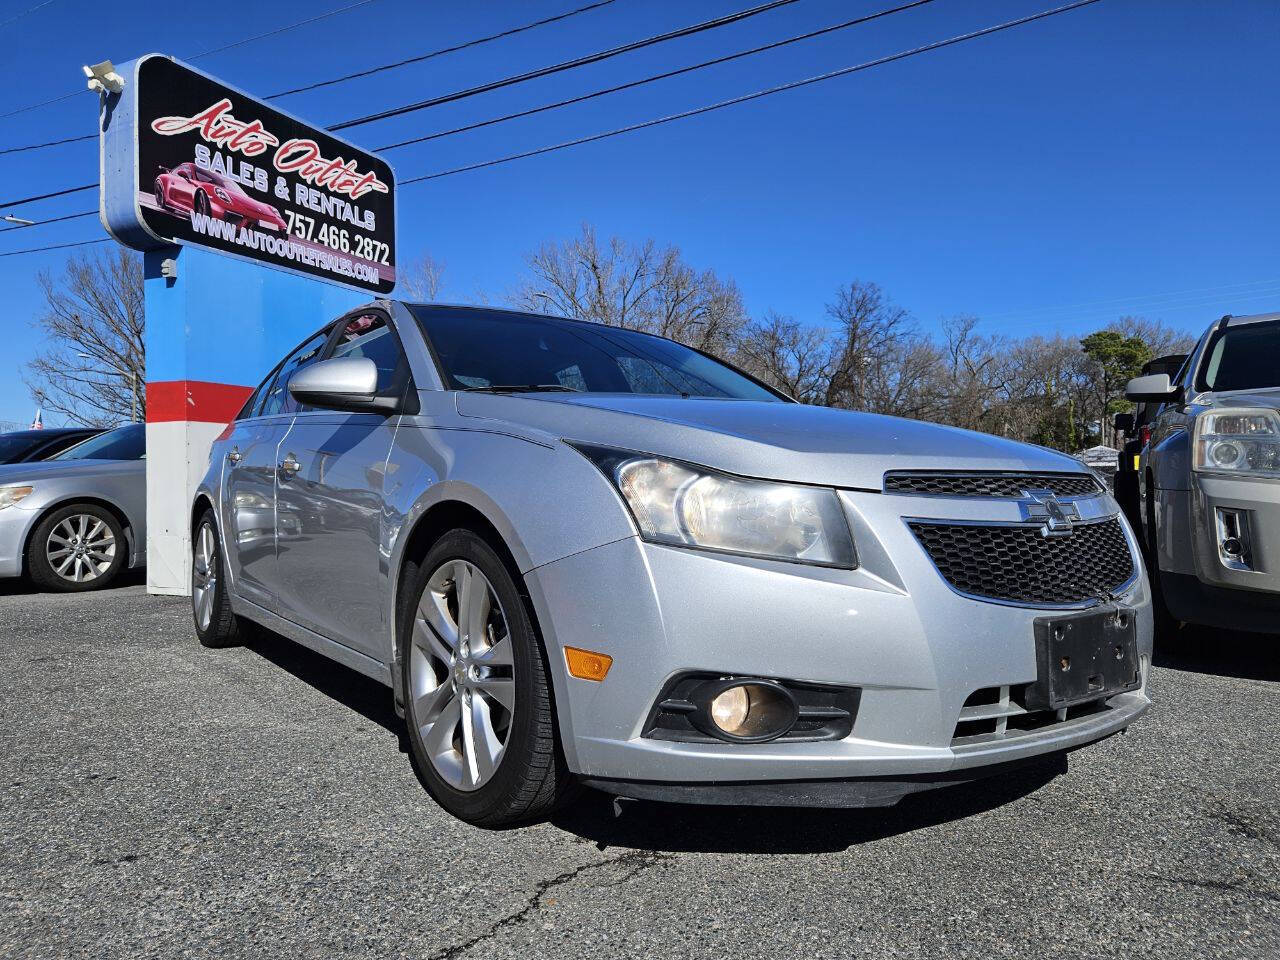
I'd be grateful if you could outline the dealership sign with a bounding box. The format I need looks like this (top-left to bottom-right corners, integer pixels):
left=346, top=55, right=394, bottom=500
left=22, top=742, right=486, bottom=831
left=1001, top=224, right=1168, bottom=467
left=100, top=56, right=396, bottom=293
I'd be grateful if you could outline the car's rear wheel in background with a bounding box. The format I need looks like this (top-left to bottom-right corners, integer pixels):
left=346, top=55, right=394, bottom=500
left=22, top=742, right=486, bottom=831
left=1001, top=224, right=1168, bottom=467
left=401, top=529, right=572, bottom=827
left=26, top=504, right=127, bottom=592
left=192, top=509, right=248, bottom=648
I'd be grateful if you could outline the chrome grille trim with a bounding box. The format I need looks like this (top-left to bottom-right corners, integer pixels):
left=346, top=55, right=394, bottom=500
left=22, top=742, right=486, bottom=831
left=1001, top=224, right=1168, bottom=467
left=884, top=470, right=1104, bottom=499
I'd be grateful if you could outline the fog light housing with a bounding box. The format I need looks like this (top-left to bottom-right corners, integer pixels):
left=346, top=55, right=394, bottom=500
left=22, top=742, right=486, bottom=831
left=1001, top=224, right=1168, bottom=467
left=695, top=679, right=798, bottom=742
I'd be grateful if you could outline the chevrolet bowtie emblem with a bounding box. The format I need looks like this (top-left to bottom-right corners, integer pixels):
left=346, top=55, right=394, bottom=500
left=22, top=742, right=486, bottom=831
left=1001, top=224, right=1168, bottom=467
left=1019, top=489, right=1081, bottom=537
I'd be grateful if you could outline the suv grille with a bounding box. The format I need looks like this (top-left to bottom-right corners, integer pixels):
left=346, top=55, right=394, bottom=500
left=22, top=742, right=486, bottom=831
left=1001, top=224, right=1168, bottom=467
left=908, top=517, right=1134, bottom=605
left=885, top=471, right=1102, bottom=498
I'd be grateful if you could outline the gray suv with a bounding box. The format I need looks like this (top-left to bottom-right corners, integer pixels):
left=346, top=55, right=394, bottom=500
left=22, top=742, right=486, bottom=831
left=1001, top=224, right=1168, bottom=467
left=193, top=302, right=1152, bottom=826
left=1127, top=311, right=1280, bottom=632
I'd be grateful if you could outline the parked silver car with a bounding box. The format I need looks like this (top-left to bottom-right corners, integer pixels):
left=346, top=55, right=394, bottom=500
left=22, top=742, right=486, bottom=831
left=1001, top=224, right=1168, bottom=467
left=1127, top=311, right=1280, bottom=632
left=0, top=423, right=146, bottom=591
left=192, top=303, right=1152, bottom=825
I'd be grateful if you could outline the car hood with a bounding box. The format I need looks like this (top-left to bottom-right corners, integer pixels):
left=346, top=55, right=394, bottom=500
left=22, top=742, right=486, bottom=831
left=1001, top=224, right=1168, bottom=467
left=1201, top=389, right=1280, bottom=412
left=455, top=394, right=1087, bottom=489
left=0, top=458, right=144, bottom=485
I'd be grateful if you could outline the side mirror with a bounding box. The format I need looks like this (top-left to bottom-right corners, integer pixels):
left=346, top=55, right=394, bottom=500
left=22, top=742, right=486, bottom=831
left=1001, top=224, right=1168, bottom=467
left=1113, top=412, right=1135, bottom=435
left=288, top=356, right=399, bottom=414
left=1125, top=373, right=1181, bottom=403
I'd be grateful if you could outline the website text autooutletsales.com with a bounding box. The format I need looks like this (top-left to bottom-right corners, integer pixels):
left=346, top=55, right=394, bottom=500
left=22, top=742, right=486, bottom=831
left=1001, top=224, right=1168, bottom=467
left=187, top=210, right=382, bottom=285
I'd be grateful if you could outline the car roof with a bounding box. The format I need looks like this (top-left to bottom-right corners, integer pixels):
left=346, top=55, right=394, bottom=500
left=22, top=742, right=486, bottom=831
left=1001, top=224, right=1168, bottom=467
left=2, top=427, right=97, bottom=440
left=1222, top=312, right=1280, bottom=327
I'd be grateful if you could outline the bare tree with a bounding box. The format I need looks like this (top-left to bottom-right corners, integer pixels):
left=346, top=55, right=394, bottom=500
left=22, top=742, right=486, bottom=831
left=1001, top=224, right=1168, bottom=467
left=1107, top=315, right=1196, bottom=358
left=24, top=249, right=144, bottom=427
left=822, top=281, right=932, bottom=415
left=734, top=311, right=835, bottom=402
left=398, top=254, right=446, bottom=302
left=515, top=223, right=749, bottom=353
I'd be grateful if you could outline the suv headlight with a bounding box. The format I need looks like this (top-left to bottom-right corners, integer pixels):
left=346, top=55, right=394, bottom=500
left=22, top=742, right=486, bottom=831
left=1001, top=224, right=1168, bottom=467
left=0, top=485, right=33, bottom=510
left=1194, top=409, right=1280, bottom=477
left=571, top=444, right=856, bottom=568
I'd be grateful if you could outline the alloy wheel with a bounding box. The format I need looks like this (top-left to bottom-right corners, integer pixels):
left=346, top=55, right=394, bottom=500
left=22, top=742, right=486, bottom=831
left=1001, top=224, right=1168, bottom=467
left=46, top=514, right=116, bottom=584
left=192, top=521, right=218, bottom=632
left=408, top=559, right=516, bottom=792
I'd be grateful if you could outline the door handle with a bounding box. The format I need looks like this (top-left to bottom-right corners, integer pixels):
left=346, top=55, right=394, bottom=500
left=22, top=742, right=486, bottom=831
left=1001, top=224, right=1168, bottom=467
left=280, top=453, right=301, bottom=477
left=227, top=446, right=242, bottom=464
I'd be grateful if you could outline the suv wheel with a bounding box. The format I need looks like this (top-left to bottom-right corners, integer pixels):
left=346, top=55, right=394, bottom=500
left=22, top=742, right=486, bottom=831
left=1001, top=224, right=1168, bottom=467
left=26, top=504, right=127, bottom=592
left=401, top=529, right=572, bottom=826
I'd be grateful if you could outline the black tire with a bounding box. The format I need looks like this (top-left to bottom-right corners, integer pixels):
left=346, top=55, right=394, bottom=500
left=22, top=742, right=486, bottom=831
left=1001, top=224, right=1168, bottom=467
left=26, top=503, right=127, bottom=593
left=192, top=509, right=249, bottom=648
left=400, top=529, right=573, bottom=827
left=154, top=180, right=166, bottom=210
left=194, top=191, right=209, bottom=217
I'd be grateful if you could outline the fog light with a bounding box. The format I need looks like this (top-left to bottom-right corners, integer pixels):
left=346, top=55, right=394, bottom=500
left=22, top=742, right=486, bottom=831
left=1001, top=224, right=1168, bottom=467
left=710, top=686, right=749, bottom=732
left=701, top=680, right=798, bottom=741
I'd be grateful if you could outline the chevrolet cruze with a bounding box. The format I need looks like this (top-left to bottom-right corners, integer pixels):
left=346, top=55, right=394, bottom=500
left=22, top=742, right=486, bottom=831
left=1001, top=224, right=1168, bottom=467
left=192, top=303, right=1152, bottom=826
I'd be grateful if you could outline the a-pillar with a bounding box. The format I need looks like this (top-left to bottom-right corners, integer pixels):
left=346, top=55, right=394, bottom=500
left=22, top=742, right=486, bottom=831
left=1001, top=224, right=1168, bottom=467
left=143, top=245, right=366, bottom=595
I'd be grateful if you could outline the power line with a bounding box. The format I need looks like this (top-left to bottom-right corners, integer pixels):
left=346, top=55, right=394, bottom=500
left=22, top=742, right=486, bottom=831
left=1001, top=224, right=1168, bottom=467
left=402, top=0, right=1105, bottom=184
left=0, top=237, right=106, bottom=258
left=0, top=0, right=619, bottom=157
left=331, top=0, right=806, bottom=131
left=376, top=0, right=937, bottom=153
left=0, top=209, right=94, bottom=231
left=0, top=0, right=58, bottom=30
left=0, top=182, right=96, bottom=209
left=0, top=0, right=382, bottom=123
left=0, top=0, right=926, bottom=213
left=271, top=0, right=617, bottom=99
left=0, top=1, right=1102, bottom=253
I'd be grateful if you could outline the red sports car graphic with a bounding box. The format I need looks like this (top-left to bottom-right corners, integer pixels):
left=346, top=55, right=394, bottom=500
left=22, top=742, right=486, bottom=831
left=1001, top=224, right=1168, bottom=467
left=153, top=162, right=286, bottom=231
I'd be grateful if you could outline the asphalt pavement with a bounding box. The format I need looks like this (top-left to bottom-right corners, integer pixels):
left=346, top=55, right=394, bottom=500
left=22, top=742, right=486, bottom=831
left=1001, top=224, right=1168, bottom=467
left=1, top=575, right=1277, bottom=959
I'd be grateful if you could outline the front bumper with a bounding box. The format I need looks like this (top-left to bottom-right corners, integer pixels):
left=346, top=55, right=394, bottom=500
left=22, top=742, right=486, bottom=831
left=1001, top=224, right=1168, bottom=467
left=526, top=489, right=1153, bottom=791
left=0, top=504, right=37, bottom=578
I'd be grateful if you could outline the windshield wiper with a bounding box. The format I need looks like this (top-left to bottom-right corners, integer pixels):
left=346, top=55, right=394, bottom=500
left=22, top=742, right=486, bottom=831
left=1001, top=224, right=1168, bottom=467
left=460, top=384, right=581, bottom=394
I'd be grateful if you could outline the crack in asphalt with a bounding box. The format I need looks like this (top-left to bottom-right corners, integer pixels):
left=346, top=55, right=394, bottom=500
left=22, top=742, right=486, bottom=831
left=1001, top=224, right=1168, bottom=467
left=1206, top=805, right=1278, bottom=847
left=1144, top=873, right=1280, bottom=905
left=428, top=849, right=675, bottom=960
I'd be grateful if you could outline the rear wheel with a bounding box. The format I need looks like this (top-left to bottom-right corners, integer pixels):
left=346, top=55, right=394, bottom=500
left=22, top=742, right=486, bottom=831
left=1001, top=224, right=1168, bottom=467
left=192, top=509, right=249, bottom=648
left=26, top=504, right=126, bottom=592
left=400, top=529, right=572, bottom=826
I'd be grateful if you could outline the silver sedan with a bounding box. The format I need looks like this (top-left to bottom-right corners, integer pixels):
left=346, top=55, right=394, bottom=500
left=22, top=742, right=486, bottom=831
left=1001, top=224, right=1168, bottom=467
left=0, top=423, right=146, bottom=591
left=193, top=303, right=1153, bottom=826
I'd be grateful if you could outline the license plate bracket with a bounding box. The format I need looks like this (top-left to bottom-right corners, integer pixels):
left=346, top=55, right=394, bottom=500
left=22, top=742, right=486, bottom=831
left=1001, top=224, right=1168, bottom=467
left=1025, top=608, right=1140, bottom=712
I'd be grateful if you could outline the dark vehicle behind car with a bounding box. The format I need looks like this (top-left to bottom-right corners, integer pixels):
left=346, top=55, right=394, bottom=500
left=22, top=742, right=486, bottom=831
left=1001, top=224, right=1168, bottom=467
left=0, top=428, right=102, bottom=465
left=1113, top=354, right=1186, bottom=531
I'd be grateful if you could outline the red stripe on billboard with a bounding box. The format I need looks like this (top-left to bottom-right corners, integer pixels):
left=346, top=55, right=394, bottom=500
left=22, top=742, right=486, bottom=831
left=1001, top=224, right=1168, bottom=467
left=147, top=380, right=254, bottom=424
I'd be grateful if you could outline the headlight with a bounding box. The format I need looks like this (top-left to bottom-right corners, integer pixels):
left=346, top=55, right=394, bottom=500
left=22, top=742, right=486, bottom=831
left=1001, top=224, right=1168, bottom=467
left=571, top=445, right=856, bottom=568
left=0, top=485, right=33, bottom=510
left=1194, top=409, right=1280, bottom=477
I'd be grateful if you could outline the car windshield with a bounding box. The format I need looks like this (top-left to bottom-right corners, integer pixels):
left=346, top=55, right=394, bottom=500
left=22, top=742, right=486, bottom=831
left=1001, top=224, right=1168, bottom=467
left=1199, top=320, right=1280, bottom=392
left=411, top=307, right=784, bottom=401
left=198, top=168, right=246, bottom=196
left=52, top=423, right=145, bottom=461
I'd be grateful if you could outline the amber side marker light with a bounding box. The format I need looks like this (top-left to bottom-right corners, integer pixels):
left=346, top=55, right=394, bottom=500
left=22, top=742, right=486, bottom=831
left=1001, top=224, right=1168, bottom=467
left=564, top=646, right=613, bottom=681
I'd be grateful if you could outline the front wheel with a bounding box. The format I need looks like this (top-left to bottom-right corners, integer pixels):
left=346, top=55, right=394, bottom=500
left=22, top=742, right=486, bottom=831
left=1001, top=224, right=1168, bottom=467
left=26, top=504, right=126, bottom=592
left=192, top=509, right=249, bottom=648
left=401, top=529, right=572, bottom=826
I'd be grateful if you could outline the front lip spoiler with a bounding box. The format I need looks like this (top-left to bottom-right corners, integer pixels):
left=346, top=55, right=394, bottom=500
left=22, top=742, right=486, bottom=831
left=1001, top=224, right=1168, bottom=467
left=580, top=751, right=1078, bottom=808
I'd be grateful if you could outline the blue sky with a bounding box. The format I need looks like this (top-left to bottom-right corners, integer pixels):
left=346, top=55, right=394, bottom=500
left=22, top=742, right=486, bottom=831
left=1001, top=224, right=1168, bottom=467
left=1, top=0, right=1277, bottom=425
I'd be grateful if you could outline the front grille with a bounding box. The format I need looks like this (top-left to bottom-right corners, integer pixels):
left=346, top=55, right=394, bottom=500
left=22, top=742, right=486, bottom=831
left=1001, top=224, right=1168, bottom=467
left=885, top=471, right=1102, bottom=499
left=951, top=684, right=1114, bottom=745
left=908, top=517, right=1134, bottom=605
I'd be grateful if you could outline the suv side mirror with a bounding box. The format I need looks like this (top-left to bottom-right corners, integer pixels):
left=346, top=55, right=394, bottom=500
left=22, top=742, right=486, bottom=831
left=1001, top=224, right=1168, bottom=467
left=1113, top=412, right=1135, bottom=435
left=288, top=356, right=399, bottom=414
left=1125, top=373, right=1181, bottom=403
